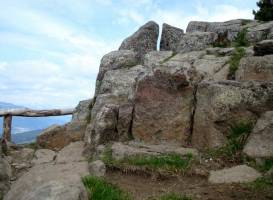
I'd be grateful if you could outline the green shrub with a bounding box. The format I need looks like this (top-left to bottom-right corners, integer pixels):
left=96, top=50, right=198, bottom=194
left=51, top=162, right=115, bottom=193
left=82, top=176, right=131, bottom=200
left=233, top=28, right=249, bottom=47
left=228, top=47, right=246, bottom=78
left=253, top=0, right=273, bottom=21
left=152, top=193, right=192, bottom=200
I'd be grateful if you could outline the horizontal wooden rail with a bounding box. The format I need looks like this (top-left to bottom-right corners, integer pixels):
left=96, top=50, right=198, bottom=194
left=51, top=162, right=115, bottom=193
left=0, top=108, right=74, bottom=117
left=1, top=108, right=74, bottom=142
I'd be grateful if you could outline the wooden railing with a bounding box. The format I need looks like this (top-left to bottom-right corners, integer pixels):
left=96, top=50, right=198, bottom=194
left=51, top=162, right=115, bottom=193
left=0, top=108, right=74, bottom=141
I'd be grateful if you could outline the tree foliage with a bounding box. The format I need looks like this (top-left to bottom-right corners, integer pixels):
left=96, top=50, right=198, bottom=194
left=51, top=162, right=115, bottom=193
left=253, top=0, right=273, bottom=21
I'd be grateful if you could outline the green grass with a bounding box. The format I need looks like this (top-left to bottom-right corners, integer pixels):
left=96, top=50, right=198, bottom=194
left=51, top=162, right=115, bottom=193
left=254, top=157, right=273, bottom=173
left=249, top=174, right=273, bottom=193
left=101, top=146, right=193, bottom=173
left=206, top=121, right=253, bottom=163
left=149, top=193, right=192, bottom=200
left=122, top=153, right=193, bottom=172
left=228, top=47, right=246, bottom=77
left=82, top=176, right=132, bottom=200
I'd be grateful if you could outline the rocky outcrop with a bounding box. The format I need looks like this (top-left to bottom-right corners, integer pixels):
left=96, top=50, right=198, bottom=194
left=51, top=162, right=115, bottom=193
left=72, top=99, right=92, bottom=122
left=243, top=111, right=273, bottom=159
left=246, top=21, right=273, bottom=43
left=208, top=165, right=261, bottom=184
left=119, top=21, right=159, bottom=61
left=192, top=81, right=273, bottom=149
left=254, top=40, right=273, bottom=56
left=186, top=19, right=244, bottom=42
left=176, top=32, right=218, bottom=53
left=236, top=55, right=273, bottom=81
left=160, top=23, right=184, bottom=51
left=88, top=160, right=106, bottom=177
left=37, top=122, right=86, bottom=151
left=4, top=142, right=89, bottom=200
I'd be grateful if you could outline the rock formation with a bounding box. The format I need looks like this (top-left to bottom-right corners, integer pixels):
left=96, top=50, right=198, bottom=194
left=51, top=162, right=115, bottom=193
left=2, top=18, right=273, bottom=200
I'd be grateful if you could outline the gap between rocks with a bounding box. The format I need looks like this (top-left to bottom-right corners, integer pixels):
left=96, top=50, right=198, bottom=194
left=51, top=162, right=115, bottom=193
left=188, top=84, right=198, bottom=145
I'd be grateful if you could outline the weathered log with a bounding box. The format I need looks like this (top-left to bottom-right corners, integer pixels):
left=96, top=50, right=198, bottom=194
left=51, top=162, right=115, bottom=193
left=3, top=115, right=12, bottom=141
left=0, top=108, right=74, bottom=117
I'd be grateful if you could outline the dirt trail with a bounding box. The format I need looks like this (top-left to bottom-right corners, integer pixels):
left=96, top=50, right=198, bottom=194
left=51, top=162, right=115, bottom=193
left=105, top=170, right=273, bottom=200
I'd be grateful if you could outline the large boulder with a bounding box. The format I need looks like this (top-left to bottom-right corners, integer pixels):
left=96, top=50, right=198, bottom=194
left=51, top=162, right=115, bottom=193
left=95, top=50, right=139, bottom=95
left=132, top=69, right=194, bottom=145
left=37, top=122, right=86, bottom=151
left=119, top=21, right=159, bottom=61
left=72, top=99, right=92, bottom=122
left=236, top=55, right=273, bottom=81
left=186, top=19, right=245, bottom=42
left=243, top=111, right=273, bottom=159
left=176, top=32, right=218, bottom=53
left=254, top=40, right=273, bottom=56
left=85, top=65, right=150, bottom=146
left=192, top=81, right=273, bottom=149
left=160, top=23, right=184, bottom=51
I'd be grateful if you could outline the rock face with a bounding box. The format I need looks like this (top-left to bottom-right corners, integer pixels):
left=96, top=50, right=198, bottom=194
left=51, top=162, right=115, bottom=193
left=72, top=99, right=92, bottom=122
left=243, top=111, right=273, bottom=159
left=160, top=23, right=184, bottom=51
left=246, top=21, right=273, bottom=43
left=132, top=70, right=194, bottom=145
left=88, top=160, right=106, bottom=177
left=4, top=142, right=89, bottom=200
left=236, top=55, right=273, bottom=81
left=119, top=21, right=159, bottom=61
left=176, top=32, right=218, bottom=54
left=186, top=19, right=244, bottom=42
left=0, top=157, right=11, bottom=197
left=192, top=81, right=273, bottom=149
left=254, top=40, right=273, bottom=56
left=37, top=122, right=86, bottom=151
left=208, top=165, right=261, bottom=184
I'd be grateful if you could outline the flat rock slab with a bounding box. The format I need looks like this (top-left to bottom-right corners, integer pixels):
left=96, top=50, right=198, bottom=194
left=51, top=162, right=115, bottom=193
left=31, top=149, right=56, bottom=165
left=208, top=165, right=261, bottom=184
left=111, top=142, right=198, bottom=160
left=4, top=142, right=89, bottom=200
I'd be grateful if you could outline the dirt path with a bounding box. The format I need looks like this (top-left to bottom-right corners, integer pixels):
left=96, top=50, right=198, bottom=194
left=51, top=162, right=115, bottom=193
left=105, top=170, right=273, bottom=200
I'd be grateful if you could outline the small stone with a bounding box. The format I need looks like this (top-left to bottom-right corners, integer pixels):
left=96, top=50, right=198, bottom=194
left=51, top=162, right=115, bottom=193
left=208, top=165, right=261, bottom=184
left=89, top=160, right=106, bottom=177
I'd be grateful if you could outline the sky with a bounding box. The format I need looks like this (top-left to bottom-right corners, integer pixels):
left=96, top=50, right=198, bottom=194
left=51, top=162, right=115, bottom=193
left=0, top=0, right=258, bottom=109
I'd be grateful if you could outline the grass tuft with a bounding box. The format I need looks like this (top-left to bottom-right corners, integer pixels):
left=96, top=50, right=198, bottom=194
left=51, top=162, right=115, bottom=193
left=149, top=193, right=192, bottom=200
left=101, top=146, right=193, bottom=173
left=206, top=121, right=253, bottom=163
left=228, top=47, right=246, bottom=78
left=249, top=174, right=273, bottom=194
left=82, top=176, right=132, bottom=200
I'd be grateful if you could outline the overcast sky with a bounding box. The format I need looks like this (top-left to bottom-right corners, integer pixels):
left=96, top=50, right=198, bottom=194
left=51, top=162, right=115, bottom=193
left=0, top=0, right=257, bottom=109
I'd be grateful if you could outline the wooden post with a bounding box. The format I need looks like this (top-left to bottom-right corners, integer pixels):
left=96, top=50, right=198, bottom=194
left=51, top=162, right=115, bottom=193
left=3, top=115, right=12, bottom=141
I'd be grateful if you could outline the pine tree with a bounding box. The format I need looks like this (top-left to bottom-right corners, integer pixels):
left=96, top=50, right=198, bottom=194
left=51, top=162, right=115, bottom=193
left=253, top=0, right=273, bottom=21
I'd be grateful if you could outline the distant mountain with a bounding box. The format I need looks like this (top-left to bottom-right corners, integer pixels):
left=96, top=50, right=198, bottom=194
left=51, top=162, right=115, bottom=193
left=0, top=102, right=71, bottom=143
left=12, top=129, right=44, bottom=144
